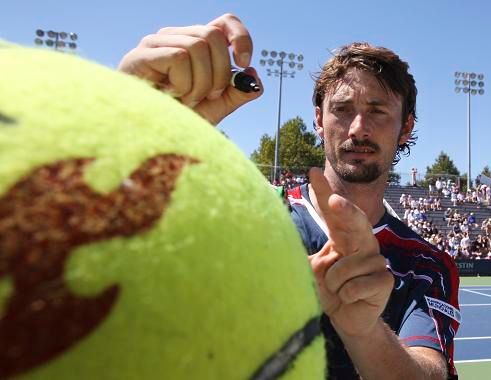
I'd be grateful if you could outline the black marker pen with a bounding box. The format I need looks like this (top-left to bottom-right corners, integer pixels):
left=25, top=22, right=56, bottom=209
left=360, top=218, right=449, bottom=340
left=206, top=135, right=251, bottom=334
left=231, top=68, right=261, bottom=93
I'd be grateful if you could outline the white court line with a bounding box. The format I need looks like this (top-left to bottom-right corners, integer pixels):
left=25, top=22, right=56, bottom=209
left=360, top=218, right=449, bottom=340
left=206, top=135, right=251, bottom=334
left=460, top=287, right=491, bottom=291
left=460, top=285, right=491, bottom=287
left=455, top=336, right=491, bottom=341
left=460, top=303, right=491, bottom=306
left=455, top=359, right=491, bottom=364
left=460, top=286, right=491, bottom=289
left=461, top=289, right=491, bottom=298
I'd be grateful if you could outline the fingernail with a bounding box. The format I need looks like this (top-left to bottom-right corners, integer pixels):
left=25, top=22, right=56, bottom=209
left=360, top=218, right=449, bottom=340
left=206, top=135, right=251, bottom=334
left=240, top=53, right=251, bottom=67
left=207, top=89, right=223, bottom=100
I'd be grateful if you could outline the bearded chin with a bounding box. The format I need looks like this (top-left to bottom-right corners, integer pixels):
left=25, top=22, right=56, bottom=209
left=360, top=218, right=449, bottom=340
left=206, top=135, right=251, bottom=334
left=334, top=160, right=382, bottom=183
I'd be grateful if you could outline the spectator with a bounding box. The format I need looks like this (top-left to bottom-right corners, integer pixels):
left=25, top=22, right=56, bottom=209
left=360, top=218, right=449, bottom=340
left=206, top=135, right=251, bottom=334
left=483, top=236, right=491, bottom=256
left=407, top=208, right=416, bottom=225
left=444, top=208, right=453, bottom=226
left=410, top=196, right=418, bottom=209
left=452, top=209, right=462, bottom=224
left=448, top=234, right=459, bottom=258
left=435, top=178, right=443, bottom=194
left=470, top=235, right=484, bottom=259
left=399, top=193, right=407, bottom=206
left=436, top=233, right=445, bottom=251
left=428, top=234, right=437, bottom=245
left=451, top=188, right=458, bottom=207
left=482, top=218, right=491, bottom=236
left=472, top=190, right=482, bottom=208
left=428, top=179, right=434, bottom=195
left=460, top=232, right=470, bottom=257
left=476, top=174, right=481, bottom=187
left=423, top=197, right=429, bottom=211
left=452, top=223, right=461, bottom=235
left=435, top=197, right=442, bottom=210
left=468, top=212, right=478, bottom=229
left=442, top=186, right=451, bottom=198
left=403, top=207, right=411, bottom=224
left=457, top=191, right=465, bottom=205
left=411, top=167, right=418, bottom=186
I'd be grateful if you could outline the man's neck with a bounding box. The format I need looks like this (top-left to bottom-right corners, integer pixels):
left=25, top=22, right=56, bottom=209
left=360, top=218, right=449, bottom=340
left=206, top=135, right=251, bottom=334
left=308, top=167, right=388, bottom=226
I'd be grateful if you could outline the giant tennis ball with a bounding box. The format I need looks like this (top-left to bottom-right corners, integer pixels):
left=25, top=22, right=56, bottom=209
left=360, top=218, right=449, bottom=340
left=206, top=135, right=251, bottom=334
left=0, top=42, right=326, bottom=379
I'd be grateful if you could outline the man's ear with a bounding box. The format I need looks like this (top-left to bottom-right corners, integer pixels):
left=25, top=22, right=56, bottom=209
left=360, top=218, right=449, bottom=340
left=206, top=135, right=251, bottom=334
left=398, top=114, right=415, bottom=145
left=314, top=106, right=324, bottom=139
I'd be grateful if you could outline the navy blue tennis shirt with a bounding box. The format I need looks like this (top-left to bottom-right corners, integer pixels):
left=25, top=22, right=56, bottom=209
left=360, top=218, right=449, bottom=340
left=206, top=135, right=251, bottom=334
left=288, top=184, right=460, bottom=379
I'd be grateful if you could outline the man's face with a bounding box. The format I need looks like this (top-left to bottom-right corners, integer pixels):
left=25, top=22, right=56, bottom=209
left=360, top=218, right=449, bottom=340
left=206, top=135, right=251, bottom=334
left=315, top=69, right=413, bottom=183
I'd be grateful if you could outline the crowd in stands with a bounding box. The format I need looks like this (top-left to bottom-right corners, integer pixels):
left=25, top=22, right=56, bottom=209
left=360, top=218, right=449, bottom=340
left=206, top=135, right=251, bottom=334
left=271, top=170, right=308, bottom=189
left=428, top=177, right=491, bottom=207
left=442, top=210, right=491, bottom=260
left=400, top=187, right=491, bottom=260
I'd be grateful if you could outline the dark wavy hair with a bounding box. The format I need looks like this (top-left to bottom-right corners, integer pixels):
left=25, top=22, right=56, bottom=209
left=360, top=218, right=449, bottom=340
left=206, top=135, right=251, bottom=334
left=313, top=42, right=417, bottom=165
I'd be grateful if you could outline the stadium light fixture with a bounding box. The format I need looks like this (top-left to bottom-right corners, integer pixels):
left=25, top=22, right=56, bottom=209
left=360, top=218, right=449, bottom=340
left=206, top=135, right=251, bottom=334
left=34, top=29, right=78, bottom=52
left=454, top=71, right=485, bottom=190
left=259, top=49, right=304, bottom=184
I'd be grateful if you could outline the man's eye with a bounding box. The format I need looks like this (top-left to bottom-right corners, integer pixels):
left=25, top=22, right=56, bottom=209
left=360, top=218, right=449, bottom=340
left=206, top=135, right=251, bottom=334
left=369, top=108, right=385, bottom=114
left=334, top=106, right=348, bottom=112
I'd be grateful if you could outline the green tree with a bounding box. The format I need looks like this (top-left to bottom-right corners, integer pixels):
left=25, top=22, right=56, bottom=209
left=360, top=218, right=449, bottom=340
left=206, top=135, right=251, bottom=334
left=425, top=152, right=459, bottom=179
left=482, top=166, right=491, bottom=177
left=250, top=134, right=275, bottom=178
left=250, top=117, right=324, bottom=180
left=424, top=151, right=462, bottom=189
left=388, top=169, right=401, bottom=185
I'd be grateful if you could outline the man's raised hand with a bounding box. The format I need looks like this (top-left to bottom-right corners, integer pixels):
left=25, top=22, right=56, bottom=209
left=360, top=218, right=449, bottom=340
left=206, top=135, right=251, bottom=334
left=308, top=168, right=394, bottom=337
left=118, top=13, right=262, bottom=125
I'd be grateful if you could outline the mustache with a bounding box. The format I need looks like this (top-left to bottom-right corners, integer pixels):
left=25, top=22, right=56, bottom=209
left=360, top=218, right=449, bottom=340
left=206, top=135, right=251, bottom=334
left=340, top=139, right=380, bottom=152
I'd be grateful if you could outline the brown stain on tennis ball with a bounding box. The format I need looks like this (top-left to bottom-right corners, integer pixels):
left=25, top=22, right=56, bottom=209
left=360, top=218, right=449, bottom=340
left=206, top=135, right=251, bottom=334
left=0, top=154, right=198, bottom=378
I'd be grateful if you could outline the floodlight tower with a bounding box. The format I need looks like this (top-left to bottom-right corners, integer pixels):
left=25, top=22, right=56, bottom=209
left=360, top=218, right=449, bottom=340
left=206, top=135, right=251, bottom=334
left=259, top=50, right=304, bottom=184
left=454, top=72, right=485, bottom=190
left=34, top=29, right=78, bottom=52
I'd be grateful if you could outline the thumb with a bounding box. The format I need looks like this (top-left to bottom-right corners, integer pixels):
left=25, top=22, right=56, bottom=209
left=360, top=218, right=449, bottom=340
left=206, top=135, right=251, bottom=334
left=195, top=67, right=262, bottom=125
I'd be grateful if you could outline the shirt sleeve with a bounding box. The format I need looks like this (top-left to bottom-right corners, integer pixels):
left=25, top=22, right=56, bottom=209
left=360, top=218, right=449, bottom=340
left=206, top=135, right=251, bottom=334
left=397, top=270, right=461, bottom=379
left=398, top=303, right=443, bottom=351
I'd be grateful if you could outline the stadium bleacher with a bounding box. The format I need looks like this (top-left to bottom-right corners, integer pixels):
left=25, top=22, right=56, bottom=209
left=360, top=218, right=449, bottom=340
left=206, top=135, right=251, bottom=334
left=384, top=185, right=491, bottom=258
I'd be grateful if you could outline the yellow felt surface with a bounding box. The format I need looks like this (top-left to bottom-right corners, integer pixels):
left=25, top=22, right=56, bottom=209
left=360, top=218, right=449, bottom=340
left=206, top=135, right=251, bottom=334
left=0, top=46, right=326, bottom=379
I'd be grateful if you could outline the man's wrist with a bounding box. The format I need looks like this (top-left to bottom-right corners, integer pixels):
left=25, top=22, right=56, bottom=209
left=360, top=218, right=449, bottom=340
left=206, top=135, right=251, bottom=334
left=333, top=316, right=386, bottom=342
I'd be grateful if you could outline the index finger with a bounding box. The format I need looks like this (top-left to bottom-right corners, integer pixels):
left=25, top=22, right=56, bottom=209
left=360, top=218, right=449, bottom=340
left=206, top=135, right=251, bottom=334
left=309, top=168, right=376, bottom=256
left=208, top=13, right=252, bottom=67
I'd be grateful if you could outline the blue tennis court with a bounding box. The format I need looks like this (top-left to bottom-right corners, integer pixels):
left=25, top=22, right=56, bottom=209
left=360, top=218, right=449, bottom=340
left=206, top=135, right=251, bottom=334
left=455, top=285, right=491, bottom=364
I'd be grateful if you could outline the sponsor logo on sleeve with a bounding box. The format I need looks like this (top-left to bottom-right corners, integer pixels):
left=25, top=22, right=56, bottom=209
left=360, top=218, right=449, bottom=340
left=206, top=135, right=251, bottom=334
left=425, top=296, right=462, bottom=323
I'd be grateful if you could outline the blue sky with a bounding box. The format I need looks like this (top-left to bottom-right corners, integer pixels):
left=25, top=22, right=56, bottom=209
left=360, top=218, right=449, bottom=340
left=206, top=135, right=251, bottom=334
left=2, top=0, right=490, bottom=181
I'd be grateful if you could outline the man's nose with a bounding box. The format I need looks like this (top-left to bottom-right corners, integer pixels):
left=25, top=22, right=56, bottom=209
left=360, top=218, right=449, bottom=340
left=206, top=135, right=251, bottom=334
left=348, top=113, right=371, bottom=140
